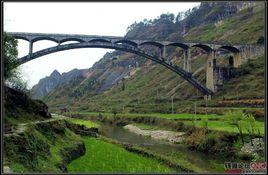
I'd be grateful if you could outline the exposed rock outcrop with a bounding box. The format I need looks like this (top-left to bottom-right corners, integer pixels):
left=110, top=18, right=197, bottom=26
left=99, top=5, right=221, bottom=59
left=31, top=69, right=89, bottom=99
left=4, top=86, right=51, bottom=126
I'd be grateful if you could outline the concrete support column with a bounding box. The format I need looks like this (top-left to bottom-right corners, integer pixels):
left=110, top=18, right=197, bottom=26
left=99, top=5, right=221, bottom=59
left=206, top=50, right=216, bottom=92
left=161, top=46, right=166, bottom=59
left=183, top=48, right=191, bottom=72
left=29, top=41, right=33, bottom=55
left=233, top=52, right=242, bottom=68
left=204, top=94, right=212, bottom=100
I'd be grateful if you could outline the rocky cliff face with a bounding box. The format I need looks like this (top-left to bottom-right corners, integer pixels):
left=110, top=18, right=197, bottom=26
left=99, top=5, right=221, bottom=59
left=31, top=69, right=90, bottom=99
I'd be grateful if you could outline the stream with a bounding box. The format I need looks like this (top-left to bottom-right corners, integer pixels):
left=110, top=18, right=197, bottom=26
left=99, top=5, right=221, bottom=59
left=99, top=123, right=226, bottom=172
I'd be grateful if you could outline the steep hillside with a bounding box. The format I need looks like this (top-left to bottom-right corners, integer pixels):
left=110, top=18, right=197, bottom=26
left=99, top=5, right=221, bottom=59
left=31, top=69, right=89, bottom=99
left=32, top=2, right=265, bottom=114
left=4, top=86, right=51, bottom=125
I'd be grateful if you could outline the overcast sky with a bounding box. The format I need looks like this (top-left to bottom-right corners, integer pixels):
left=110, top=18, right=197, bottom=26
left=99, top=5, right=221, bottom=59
left=4, top=2, right=200, bottom=88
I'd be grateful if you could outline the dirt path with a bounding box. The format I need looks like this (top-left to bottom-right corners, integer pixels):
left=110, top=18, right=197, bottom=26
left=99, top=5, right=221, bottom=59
left=4, top=114, right=67, bottom=137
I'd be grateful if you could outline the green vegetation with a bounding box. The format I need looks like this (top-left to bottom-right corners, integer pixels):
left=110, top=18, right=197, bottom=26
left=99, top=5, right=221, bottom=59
left=70, top=111, right=265, bottom=135
left=4, top=86, right=51, bottom=125
left=73, top=111, right=222, bottom=120
left=101, top=136, right=225, bottom=173
left=5, top=3, right=265, bottom=174
left=39, top=3, right=264, bottom=116
left=67, top=137, right=175, bottom=173
left=65, top=118, right=99, bottom=128
left=4, top=120, right=85, bottom=173
left=3, top=32, right=19, bottom=80
left=185, top=5, right=265, bottom=44
left=215, top=56, right=265, bottom=100
left=4, top=32, right=28, bottom=92
left=183, top=120, right=264, bottom=135
left=46, top=54, right=264, bottom=116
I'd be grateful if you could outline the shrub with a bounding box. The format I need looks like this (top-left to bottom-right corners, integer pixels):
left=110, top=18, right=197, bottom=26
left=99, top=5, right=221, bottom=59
left=224, top=110, right=246, bottom=145
left=257, top=36, right=264, bottom=45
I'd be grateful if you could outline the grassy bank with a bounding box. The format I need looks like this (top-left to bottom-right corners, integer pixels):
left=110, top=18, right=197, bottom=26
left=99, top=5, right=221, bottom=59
left=67, top=112, right=265, bottom=135
left=4, top=120, right=86, bottom=173
left=69, top=111, right=222, bottom=120
left=67, top=137, right=175, bottom=173
left=65, top=117, right=99, bottom=128
left=99, top=136, right=225, bottom=173
left=183, top=120, right=264, bottom=135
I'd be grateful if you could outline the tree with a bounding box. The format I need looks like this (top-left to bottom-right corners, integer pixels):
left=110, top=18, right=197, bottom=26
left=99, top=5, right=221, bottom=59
left=159, top=13, right=175, bottom=23
left=3, top=32, right=29, bottom=92
left=175, top=12, right=184, bottom=23
left=126, top=21, right=138, bottom=32
left=184, top=9, right=191, bottom=18
left=3, top=32, right=19, bottom=80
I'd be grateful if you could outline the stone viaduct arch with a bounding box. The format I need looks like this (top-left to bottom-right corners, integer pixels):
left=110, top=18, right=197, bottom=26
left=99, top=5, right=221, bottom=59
left=8, top=32, right=252, bottom=98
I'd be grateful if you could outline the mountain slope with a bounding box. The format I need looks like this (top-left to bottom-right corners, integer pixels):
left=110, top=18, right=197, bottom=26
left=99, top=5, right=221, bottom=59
left=31, top=2, right=265, bottom=114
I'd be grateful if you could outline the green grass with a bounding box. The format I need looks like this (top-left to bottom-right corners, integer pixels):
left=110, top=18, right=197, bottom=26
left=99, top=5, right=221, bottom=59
left=185, top=5, right=264, bottom=44
left=67, top=137, right=175, bottom=173
left=65, top=117, right=99, bottom=128
left=74, top=111, right=222, bottom=120
left=183, top=120, right=264, bottom=135
left=5, top=120, right=85, bottom=173
left=72, top=111, right=264, bottom=135
left=49, top=128, right=83, bottom=164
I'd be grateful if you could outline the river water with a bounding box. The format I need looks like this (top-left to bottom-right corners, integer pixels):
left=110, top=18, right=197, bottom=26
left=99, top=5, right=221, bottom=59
left=99, top=123, right=225, bottom=172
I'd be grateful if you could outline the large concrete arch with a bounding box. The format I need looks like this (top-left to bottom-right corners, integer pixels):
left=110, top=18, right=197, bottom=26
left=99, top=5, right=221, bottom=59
left=16, top=42, right=213, bottom=96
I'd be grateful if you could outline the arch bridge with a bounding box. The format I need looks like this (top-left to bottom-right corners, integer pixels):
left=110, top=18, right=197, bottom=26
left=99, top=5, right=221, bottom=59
left=7, top=32, right=252, bottom=98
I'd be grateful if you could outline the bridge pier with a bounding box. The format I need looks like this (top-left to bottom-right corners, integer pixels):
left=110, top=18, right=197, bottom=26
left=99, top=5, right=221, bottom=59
left=206, top=50, right=216, bottom=92
left=29, top=41, right=33, bottom=55
left=233, top=52, right=242, bottom=68
left=160, top=46, right=166, bottom=60
left=183, top=49, right=191, bottom=72
left=204, top=94, right=212, bottom=100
